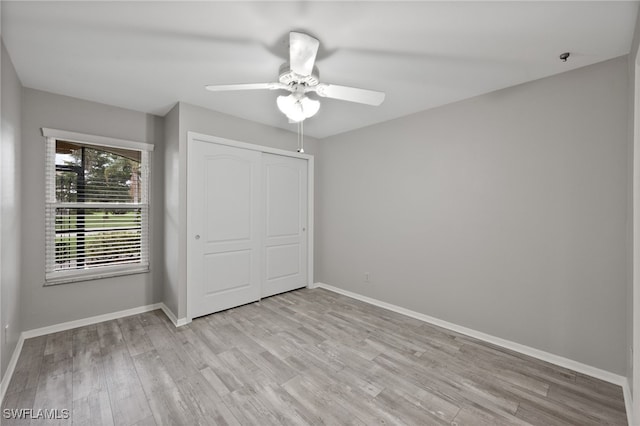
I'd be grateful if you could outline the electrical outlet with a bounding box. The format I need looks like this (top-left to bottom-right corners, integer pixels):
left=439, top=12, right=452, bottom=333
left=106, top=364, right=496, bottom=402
left=364, top=272, right=370, bottom=283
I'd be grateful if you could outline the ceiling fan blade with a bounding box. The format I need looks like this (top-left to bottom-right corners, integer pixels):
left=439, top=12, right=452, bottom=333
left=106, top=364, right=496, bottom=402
left=289, top=32, right=319, bottom=77
left=205, top=82, right=287, bottom=92
left=310, top=83, right=385, bottom=106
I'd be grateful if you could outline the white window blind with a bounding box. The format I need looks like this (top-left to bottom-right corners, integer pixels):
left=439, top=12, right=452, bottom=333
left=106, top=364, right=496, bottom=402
left=44, top=130, right=152, bottom=284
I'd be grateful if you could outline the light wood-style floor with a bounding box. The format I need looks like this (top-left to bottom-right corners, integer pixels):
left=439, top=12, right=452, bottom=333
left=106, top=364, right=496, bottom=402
left=2, top=288, right=627, bottom=425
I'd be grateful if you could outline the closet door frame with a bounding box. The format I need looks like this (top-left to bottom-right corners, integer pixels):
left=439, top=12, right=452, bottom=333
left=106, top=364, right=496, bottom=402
left=186, top=131, right=314, bottom=321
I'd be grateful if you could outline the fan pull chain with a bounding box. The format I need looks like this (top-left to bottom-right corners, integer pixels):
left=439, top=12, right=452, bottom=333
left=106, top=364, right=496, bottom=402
left=297, top=120, right=305, bottom=153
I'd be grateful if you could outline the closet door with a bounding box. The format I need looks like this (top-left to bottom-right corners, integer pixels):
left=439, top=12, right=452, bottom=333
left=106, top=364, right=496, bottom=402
left=188, top=141, right=262, bottom=318
left=262, top=153, right=308, bottom=298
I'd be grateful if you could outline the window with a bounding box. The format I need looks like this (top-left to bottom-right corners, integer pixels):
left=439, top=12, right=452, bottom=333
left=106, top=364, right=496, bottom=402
left=43, top=128, right=153, bottom=284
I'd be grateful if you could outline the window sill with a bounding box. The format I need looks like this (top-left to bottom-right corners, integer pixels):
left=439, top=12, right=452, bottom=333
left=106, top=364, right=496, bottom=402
left=44, top=265, right=149, bottom=286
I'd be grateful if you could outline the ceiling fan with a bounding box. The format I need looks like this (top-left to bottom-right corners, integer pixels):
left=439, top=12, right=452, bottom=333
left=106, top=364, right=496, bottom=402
left=205, top=31, right=386, bottom=123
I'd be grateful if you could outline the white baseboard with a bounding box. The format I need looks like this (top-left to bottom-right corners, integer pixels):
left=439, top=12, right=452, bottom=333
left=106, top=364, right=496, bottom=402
left=314, top=282, right=627, bottom=387
left=160, top=303, right=190, bottom=327
left=22, top=303, right=163, bottom=339
left=0, top=334, right=25, bottom=405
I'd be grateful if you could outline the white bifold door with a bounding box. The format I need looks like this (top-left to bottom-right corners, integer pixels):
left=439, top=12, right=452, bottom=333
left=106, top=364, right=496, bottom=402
left=188, top=140, right=308, bottom=319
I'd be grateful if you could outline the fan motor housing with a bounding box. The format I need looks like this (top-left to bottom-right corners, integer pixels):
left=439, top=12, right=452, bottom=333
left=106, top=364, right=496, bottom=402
left=279, top=63, right=320, bottom=86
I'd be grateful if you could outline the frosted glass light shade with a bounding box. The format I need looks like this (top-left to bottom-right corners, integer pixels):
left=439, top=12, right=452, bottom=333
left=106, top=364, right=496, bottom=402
left=300, top=96, right=320, bottom=118
left=277, top=94, right=320, bottom=122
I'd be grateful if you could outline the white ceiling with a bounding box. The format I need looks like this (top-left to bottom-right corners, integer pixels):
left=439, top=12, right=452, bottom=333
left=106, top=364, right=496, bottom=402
left=2, top=1, right=638, bottom=139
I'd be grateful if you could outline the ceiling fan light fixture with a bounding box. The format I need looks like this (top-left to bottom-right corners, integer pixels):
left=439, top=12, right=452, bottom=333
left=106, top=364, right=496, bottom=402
left=276, top=94, right=320, bottom=122
left=300, top=96, right=320, bottom=118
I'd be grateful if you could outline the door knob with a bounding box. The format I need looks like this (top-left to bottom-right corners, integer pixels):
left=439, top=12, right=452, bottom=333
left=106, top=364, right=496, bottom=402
left=195, top=235, right=200, bottom=240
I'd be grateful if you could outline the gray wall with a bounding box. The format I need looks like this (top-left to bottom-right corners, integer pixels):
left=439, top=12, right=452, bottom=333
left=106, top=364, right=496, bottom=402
left=163, top=102, right=318, bottom=319
left=20, top=88, right=164, bottom=331
left=316, top=56, right=629, bottom=374
left=1, top=41, right=22, bottom=378
left=630, top=8, right=640, bottom=415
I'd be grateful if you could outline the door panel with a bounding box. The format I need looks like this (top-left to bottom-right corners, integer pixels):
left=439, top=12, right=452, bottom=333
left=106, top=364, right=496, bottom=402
left=262, top=153, right=308, bottom=298
left=266, top=164, right=301, bottom=238
left=205, top=156, right=253, bottom=242
left=266, top=244, right=300, bottom=280
left=188, top=141, right=262, bottom=318
left=204, top=250, right=252, bottom=294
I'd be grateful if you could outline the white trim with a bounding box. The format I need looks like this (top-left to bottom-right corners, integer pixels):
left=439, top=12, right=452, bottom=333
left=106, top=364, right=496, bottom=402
left=187, top=132, right=311, bottom=160
left=22, top=303, right=162, bottom=339
left=315, top=282, right=628, bottom=387
left=41, top=128, right=154, bottom=152
left=185, top=132, right=314, bottom=321
left=0, top=334, right=24, bottom=405
left=48, top=202, right=146, bottom=209
left=45, top=265, right=149, bottom=286
left=160, top=303, right=190, bottom=327
left=44, top=133, right=152, bottom=286
left=307, top=157, right=314, bottom=289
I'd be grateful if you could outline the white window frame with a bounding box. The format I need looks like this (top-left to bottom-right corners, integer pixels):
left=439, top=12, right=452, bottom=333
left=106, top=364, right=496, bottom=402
left=42, top=128, right=154, bottom=285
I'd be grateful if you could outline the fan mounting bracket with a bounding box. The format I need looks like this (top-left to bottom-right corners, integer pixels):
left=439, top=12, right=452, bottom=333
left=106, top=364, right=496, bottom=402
left=278, top=63, right=319, bottom=87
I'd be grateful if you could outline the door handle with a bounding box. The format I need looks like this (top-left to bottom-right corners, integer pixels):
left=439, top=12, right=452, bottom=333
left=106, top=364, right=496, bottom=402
left=195, top=235, right=200, bottom=240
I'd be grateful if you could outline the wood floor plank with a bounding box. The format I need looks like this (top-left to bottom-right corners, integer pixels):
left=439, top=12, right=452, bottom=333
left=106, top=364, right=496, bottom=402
left=374, top=350, right=520, bottom=417
left=220, top=387, right=281, bottom=426
left=153, top=341, right=201, bottom=383
left=302, top=365, right=405, bottom=426
left=514, top=400, right=604, bottom=426
left=96, top=321, right=125, bottom=349
left=72, top=390, right=114, bottom=426
left=216, top=348, right=275, bottom=391
left=174, top=372, right=241, bottom=426
left=374, top=387, right=451, bottom=425
left=116, top=316, right=154, bottom=357
left=131, top=350, right=197, bottom=426
left=1, top=288, right=628, bottom=425
left=281, top=374, right=367, bottom=425
left=453, top=403, right=531, bottom=426
left=575, top=372, right=626, bottom=400
left=171, top=327, right=218, bottom=370
left=5, top=336, right=46, bottom=396
left=137, top=310, right=167, bottom=327
left=250, top=350, right=299, bottom=385
left=232, top=318, right=299, bottom=359
left=101, top=344, right=152, bottom=426
left=44, top=330, right=73, bottom=357
left=31, top=366, right=72, bottom=426
left=189, top=319, right=235, bottom=355
left=457, top=341, right=577, bottom=387
left=1, top=387, right=37, bottom=426
left=72, top=326, right=107, bottom=402
left=130, top=416, right=156, bottom=426
left=545, top=381, right=628, bottom=424
left=256, top=385, right=322, bottom=425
